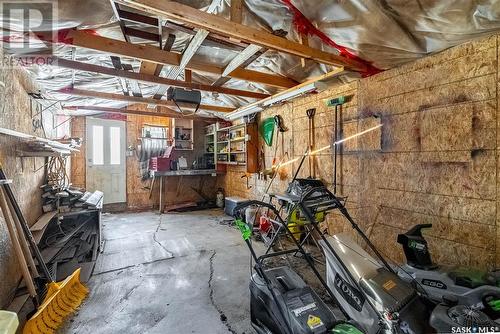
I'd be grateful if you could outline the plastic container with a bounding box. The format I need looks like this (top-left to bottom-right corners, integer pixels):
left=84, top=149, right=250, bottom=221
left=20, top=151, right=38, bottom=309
left=0, top=311, right=19, bottom=334
left=245, top=205, right=258, bottom=225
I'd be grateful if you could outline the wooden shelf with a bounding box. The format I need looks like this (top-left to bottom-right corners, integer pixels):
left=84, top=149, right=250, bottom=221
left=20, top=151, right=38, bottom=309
left=230, top=137, right=245, bottom=142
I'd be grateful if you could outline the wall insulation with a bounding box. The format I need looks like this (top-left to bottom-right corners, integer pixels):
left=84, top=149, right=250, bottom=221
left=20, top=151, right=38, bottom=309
left=221, top=33, right=500, bottom=270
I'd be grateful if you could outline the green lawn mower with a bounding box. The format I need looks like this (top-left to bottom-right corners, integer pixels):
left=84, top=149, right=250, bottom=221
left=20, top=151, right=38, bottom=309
left=234, top=201, right=363, bottom=334
left=396, top=224, right=500, bottom=320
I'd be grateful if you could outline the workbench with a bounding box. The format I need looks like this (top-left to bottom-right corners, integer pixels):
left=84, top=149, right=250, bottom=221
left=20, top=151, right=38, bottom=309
left=151, top=169, right=219, bottom=213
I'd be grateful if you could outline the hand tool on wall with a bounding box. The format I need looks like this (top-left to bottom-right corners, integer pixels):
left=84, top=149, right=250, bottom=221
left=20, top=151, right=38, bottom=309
left=259, top=117, right=275, bottom=147
left=306, top=108, right=316, bottom=178
left=0, top=166, right=88, bottom=334
left=326, top=96, right=346, bottom=194
left=241, top=173, right=253, bottom=190
left=272, top=115, right=288, bottom=166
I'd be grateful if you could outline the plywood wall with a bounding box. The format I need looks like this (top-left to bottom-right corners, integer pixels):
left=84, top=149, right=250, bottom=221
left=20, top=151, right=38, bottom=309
left=221, top=34, right=500, bottom=270
left=71, top=111, right=219, bottom=211
left=0, top=58, right=56, bottom=307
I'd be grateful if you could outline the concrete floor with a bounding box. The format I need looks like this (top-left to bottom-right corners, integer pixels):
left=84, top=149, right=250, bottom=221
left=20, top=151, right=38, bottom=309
left=62, top=209, right=262, bottom=334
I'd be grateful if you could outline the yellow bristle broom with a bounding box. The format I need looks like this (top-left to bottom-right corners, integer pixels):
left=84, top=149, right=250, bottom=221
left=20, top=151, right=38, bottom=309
left=0, top=167, right=88, bottom=333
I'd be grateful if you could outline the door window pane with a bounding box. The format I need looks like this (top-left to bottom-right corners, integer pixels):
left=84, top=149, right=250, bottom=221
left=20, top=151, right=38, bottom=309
left=92, top=125, right=104, bottom=165
left=110, top=126, right=121, bottom=165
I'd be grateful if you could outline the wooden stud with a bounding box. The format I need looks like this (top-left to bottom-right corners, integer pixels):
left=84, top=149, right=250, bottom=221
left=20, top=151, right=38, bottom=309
left=114, top=0, right=368, bottom=71
left=300, top=33, right=308, bottom=68
left=185, top=69, right=192, bottom=83
left=230, top=0, right=243, bottom=24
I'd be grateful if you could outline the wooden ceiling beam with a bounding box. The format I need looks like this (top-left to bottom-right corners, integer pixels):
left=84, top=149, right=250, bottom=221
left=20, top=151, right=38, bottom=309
left=64, top=105, right=217, bottom=120
left=52, top=57, right=269, bottom=99
left=114, top=0, right=368, bottom=71
left=55, top=87, right=235, bottom=113
left=39, top=29, right=297, bottom=88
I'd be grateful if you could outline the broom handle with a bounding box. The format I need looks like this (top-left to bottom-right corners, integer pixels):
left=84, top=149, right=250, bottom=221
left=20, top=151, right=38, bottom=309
left=0, top=188, right=38, bottom=299
left=6, top=194, right=39, bottom=278
left=0, top=168, right=53, bottom=282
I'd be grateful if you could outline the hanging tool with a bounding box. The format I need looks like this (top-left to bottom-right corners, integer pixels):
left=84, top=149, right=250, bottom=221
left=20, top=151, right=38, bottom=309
left=0, top=166, right=88, bottom=334
left=259, top=117, right=275, bottom=147
left=241, top=173, right=253, bottom=190
left=306, top=108, right=316, bottom=178
left=326, top=96, right=346, bottom=194
left=272, top=115, right=288, bottom=167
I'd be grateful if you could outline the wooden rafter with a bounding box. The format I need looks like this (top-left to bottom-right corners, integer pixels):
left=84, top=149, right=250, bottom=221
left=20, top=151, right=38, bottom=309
left=51, top=57, right=269, bottom=99
left=230, top=0, right=243, bottom=24
left=64, top=105, right=217, bottom=120
left=222, top=44, right=261, bottom=77
left=56, top=87, right=235, bottom=113
left=118, top=9, right=248, bottom=52
left=114, top=0, right=368, bottom=71
left=38, top=29, right=297, bottom=88
left=227, top=67, right=346, bottom=117
left=151, top=0, right=220, bottom=100
left=219, top=0, right=262, bottom=78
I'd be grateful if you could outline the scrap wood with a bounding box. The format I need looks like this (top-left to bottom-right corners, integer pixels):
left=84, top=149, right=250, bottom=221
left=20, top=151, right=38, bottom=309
left=0, top=126, right=79, bottom=154
left=53, top=217, right=92, bottom=247
left=85, top=190, right=104, bottom=208
left=164, top=201, right=198, bottom=212
left=56, top=260, right=95, bottom=283
left=30, top=211, right=57, bottom=232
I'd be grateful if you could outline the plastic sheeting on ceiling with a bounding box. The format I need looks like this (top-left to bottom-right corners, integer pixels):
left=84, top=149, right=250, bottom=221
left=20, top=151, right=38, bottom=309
left=18, top=0, right=500, bottom=116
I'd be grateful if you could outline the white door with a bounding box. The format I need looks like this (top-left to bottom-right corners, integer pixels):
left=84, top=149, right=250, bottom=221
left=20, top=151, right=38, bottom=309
left=86, top=118, right=126, bottom=204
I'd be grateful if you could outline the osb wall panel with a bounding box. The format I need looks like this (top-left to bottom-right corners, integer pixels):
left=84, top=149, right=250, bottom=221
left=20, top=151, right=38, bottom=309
left=222, top=34, right=500, bottom=270
left=70, top=108, right=219, bottom=211
left=126, top=113, right=219, bottom=211
left=0, top=61, right=52, bottom=307
left=70, top=116, right=86, bottom=188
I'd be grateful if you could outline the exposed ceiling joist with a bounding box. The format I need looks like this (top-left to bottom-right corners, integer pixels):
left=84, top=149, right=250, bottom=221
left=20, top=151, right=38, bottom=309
left=38, top=29, right=297, bottom=88
left=222, top=44, right=262, bottom=77
left=56, top=87, right=235, bottom=113
left=151, top=0, right=220, bottom=100
left=51, top=57, right=269, bottom=99
left=218, top=0, right=263, bottom=81
left=230, top=0, right=243, bottom=24
left=226, top=67, right=346, bottom=120
left=64, top=105, right=217, bottom=120
left=139, top=33, right=176, bottom=76
left=162, top=21, right=248, bottom=52
left=114, top=0, right=368, bottom=71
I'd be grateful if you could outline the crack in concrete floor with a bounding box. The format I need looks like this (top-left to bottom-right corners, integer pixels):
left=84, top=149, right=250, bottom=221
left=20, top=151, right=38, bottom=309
left=153, top=214, right=175, bottom=258
left=208, top=250, right=238, bottom=334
